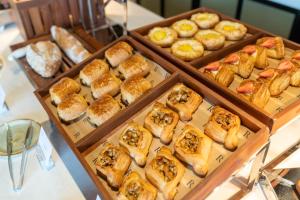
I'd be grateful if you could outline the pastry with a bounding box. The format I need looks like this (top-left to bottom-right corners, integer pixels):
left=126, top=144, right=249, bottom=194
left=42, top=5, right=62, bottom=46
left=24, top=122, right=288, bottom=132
left=57, top=94, right=88, bottom=123
left=117, top=171, right=157, bottom=200
left=174, top=124, right=212, bottom=176
left=166, top=83, right=202, bottom=121
left=86, top=94, right=121, bottom=126
left=171, top=19, right=198, bottom=38
left=91, top=72, right=122, bottom=99
left=148, top=27, right=178, bottom=47
left=290, top=65, right=300, bottom=87
left=144, top=102, right=179, bottom=144
left=26, top=41, right=62, bottom=78
left=190, top=12, right=220, bottom=29
left=51, top=26, right=91, bottom=64
left=49, top=77, right=81, bottom=105
left=214, top=20, right=247, bottom=41
left=121, top=75, right=152, bottom=105
left=105, top=41, right=133, bottom=67
left=291, top=50, right=300, bottom=66
left=171, top=39, right=204, bottom=61
left=256, top=37, right=284, bottom=59
left=95, top=143, right=131, bottom=189
left=79, top=59, right=109, bottom=86
left=119, top=122, right=153, bottom=166
left=204, top=106, right=240, bottom=150
left=118, top=54, right=151, bottom=80
left=194, top=30, right=225, bottom=50
left=145, top=147, right=185, bottom=200
left=241, top=45, right=268, bottom=69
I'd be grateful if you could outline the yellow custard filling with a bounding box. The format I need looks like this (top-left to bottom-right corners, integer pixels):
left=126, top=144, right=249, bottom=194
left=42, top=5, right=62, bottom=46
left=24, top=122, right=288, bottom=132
left=223, top=25, right=236, bottom=31
left=180, top=24, right=193, bottom=31
left=178, top=44, right=193, bottom=52
left=153, top=30, right=167, bottom=41
left=196, top=14, right=209, bottom=21
left=202, top=33, right=219, bottom=39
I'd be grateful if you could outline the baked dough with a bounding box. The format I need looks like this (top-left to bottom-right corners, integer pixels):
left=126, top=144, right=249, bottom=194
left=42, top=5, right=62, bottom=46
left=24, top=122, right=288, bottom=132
left=256, top=37, right=285, bottom=59
left=191, top=12, right=220, bottom=29
left=204, top=106, right=240, bottom=150
left=117, top=171, right=157, bottom=200
left=171, top=39, right=204, bottom=61
left=79, top=59, right=109, bottom=86
left=145, top=147, right=185, bottom=200
left=214, top=20, right=247, bottom=41
left=148, top=27, right=178, bottom=47
left=95, top=143, right=131, bottom=190
left=241, top=45, right=268, bottom=69
left=119, top=122, right=153, bottom=166
left=194, top=29, right=225, bottom=50
left=166, top=83, right=202, bottom=121
left=171, top=19, right=198, bottom=38
left=105, top=41, right=133, bottom=67
left=292, top=50, right=300, bottom=66
left=144, top=102, right=179, bottom=144
left=50, top=77, right=81, bottom=105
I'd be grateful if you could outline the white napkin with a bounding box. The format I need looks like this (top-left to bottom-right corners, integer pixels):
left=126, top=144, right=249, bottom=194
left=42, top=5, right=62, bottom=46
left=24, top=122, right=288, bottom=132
left=274, top=148, right=300, bottom=169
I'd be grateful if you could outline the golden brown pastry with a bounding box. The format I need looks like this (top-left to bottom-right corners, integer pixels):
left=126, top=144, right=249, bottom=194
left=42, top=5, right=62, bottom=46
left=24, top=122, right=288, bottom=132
left=166, top=83, right=202, bottom=121
left=145, top=147, right=185, bottom=200
left=190, top=12, right=220, bottom=29
left=171, top=19, right=198, bottom=38
left=291, top=50, right=300, bottom=66
left=194, top=30, right=225, bottom=50
left=105, top=41, right=134, bottom=67
left=214, top=20, right=247, bottom=41
left=120, top=75, right=152, bottom=105
left=204, top=106, right=240, bottom=150
left=174, top=124, right=212, bottom=176
left=118, top=54, right=151, bottom=80
left=119, top=122, right=153, bottom=166
left=86, top=94, right=121, bottom=126
left=117, top=171, right=157, bottom=200
left=241, top=45, right=269, bottom=69
left=50, top=77, right=81, bottom=105
left=144, top=102, right=179, bottom=144
left=95, top=143, right=131, bottom=190
left=79, top=59, right=109, bottom=86
left=148, top=27, right=178, bottom=47
left=256, top=37, right=284, bottom=59
left=290, top=65, right=300, bottom=87
left=91, top=72, right=122, bottom=99
left=171, top=39, right=204, bottom=61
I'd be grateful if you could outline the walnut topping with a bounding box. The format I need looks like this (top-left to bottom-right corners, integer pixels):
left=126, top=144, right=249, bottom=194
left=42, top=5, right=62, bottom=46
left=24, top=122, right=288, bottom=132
left=168, top=89, right=191, bottom=104
left=97, top=147, right=119, bottom=167
left=122, top=128, right=143, bottom=147
left=215, top=112, right=235, bottom=130
left=153, top=156, right=177, bottom=182
left=151, top=111, right=173, bottom=125
left=125, top=182, right=143, bottom=200
left=179, top=131, right=200, bottom=153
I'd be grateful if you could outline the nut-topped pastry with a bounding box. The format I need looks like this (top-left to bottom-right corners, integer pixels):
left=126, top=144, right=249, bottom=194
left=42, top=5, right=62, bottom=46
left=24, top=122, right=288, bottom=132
left=144, top=102, right=179, bottom=144
left=191, top=12, right=220, bottom=29
left=145, top=147, right=185, bottom=200
left=148, top=27, right=178, bottom=47
left=241, top=45, right=269, bottom=69
left=50, top=77, right=81, bottom=105
left=95, top=143, right=131, bottom=190
left=204, top=106, right=240, bottom=150
left=194, top=29, right=225, bottom=50
left=166, top=83, right=202, bottom=121
left=174, top=124, right=213, bottom=176
left=79, top=59, right=109, bottom=86
left=119, top=122, right=153, bottom=166
left=171, top=39, right=204, bottom=61
left=105, top=41, right=134, bottom=67
left=214, top=20, right=247, bottom=41
left=256, top=37, right=284, bottom=59
left=117, top=171, right=157, bottom=200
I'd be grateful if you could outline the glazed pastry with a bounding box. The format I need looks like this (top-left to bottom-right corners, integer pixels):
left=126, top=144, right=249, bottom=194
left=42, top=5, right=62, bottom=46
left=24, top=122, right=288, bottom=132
left=86, top=94, right=121, bottom=126
left=174, top=124, right=212, bottom=176
left=256, top=37, right=284, bottom=59
left=57, top=94, right=88, bottom=123
left=166, top=83, right=202, bottom=121
left=91, top=72, right=122, bottom=99
left=171, top=39, right=204, bottom=61
left=49, top=77, right=81, bottom=105
left=117, top=171, right=157, bottom=200
left=194, top=30, right=225, bottom=50
left=291, top=50, right=300, bottom=66
left=120, top=75, right=152, bottom=105
left=95, top=143, right=131, bottom=189
left=236, top=80, right=270, bottom=108
left=148, top=27, right=178, bottom=47
left=105, top=41, right=133, bottom=67
left=241, top=45, right=268, bottom=69
left=79, top=59, right=109, bottom=86
left=171, top=19, right=198, bottom=38
left=190, top=12, right=220, bottom=29
left=118, top=54, right=151, bottom=79
left=204, top=106, right=240, bottom=150
left=145, top=147, right=185, bottom=200
left=214, top=20, right=247, bottom=41
left=144, top=102, right=179, bottom=144
left=119, top=122, right=153, bottom=166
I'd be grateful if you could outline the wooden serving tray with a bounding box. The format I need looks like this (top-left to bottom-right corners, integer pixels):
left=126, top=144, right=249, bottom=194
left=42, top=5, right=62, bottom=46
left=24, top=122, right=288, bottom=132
left=79, top=72, right=269, bottom=200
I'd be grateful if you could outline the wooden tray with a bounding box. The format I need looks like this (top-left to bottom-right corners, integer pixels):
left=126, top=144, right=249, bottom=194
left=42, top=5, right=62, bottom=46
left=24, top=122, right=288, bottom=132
left=10, top=26, right=102, bottom=88
left=79, top=72, right=269, bottom=200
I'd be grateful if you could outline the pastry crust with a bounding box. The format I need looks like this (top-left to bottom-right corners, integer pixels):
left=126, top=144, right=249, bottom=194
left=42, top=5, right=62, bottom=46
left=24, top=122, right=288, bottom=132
left=171, top=19, right=198, bottom=38
left=190, top=12, right=220, bottom=29
left=166, top=83, right=202, bottom=121
left=204, top=106, right=240, bottom=150
left=117, top=171, right=157, bottom=200
left=148, top=27, right=178, bottom=47
left=291, top=50, right=300, bottom=66
left=256, top=37, right=285, bottom=59
left=145, top=147, right=185, bottom=200
left=50, top=77, right=81, bottom=105
left=171, top=39, right=204, bottom=61
left=144, top=102, right=179, bottom=144
left=119, top=122, right=153, bottom=166
left=95, top=143, right=131, bottom=189
left=105, top=41, right=133, bottom=67
left=79, top=59, right=109, bottom=86
left=241, top=45, right=268, bottom=69
left=194, top=29, right=225, bottom=50
left=214, top=20, right=247, bottom=41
